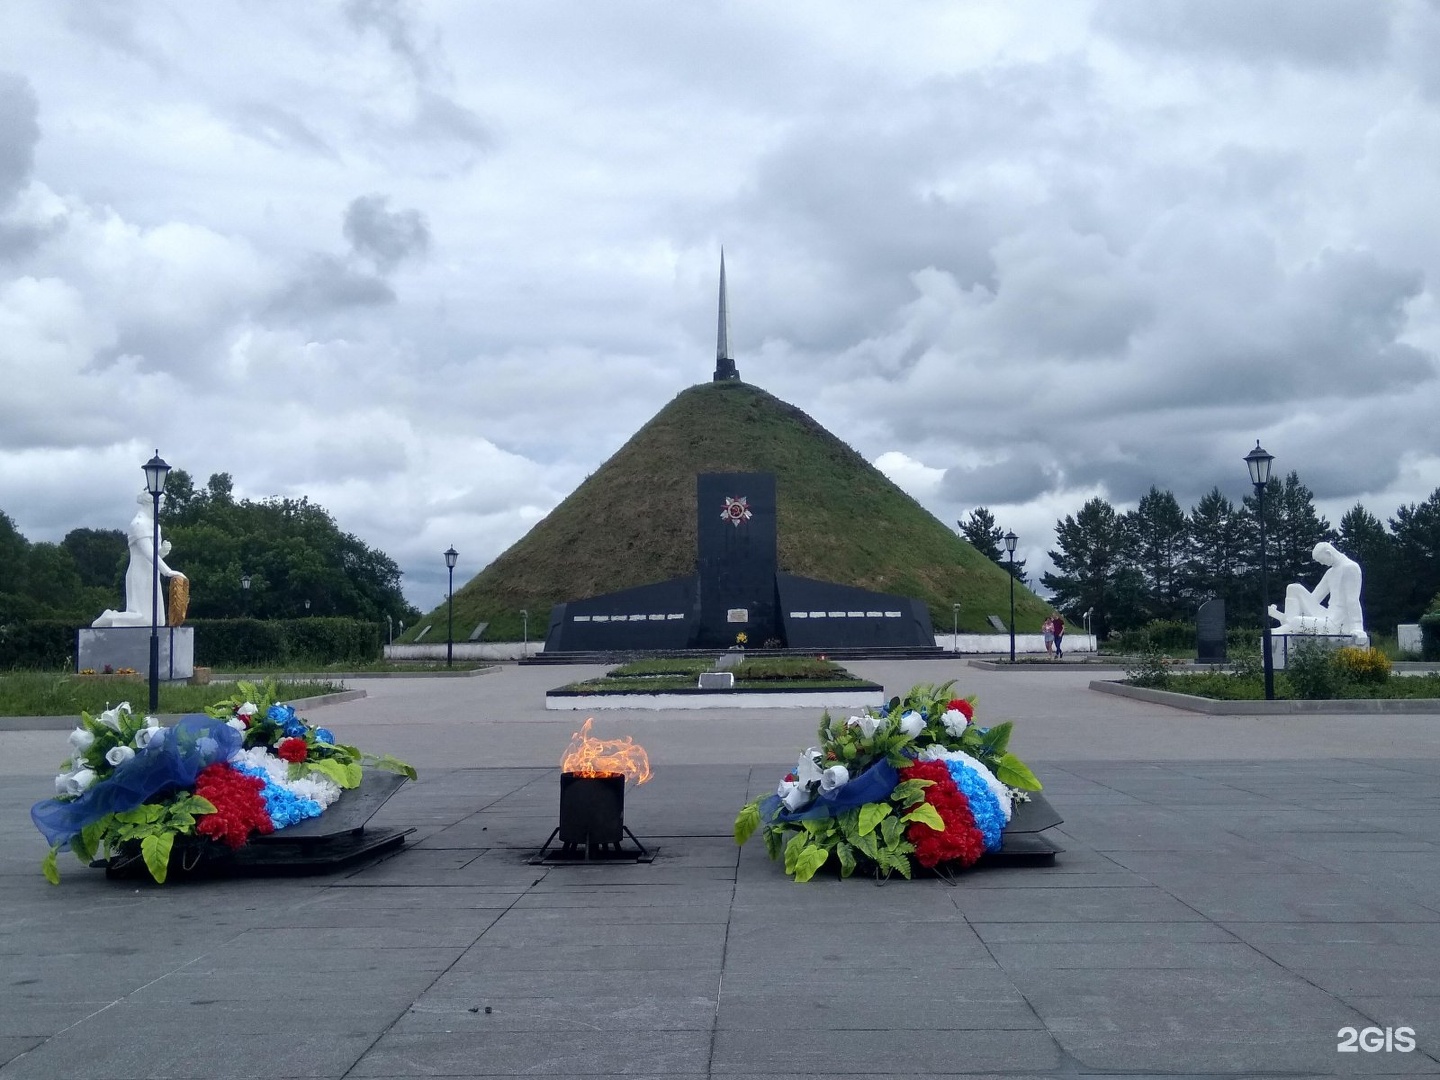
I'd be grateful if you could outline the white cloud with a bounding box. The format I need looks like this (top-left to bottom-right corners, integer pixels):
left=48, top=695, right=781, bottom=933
left=0, top=2, right=1437, bottom=611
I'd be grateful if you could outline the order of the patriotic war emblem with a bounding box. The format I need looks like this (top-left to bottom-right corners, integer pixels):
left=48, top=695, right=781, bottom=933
left=721, top=495, right=752, bottom=527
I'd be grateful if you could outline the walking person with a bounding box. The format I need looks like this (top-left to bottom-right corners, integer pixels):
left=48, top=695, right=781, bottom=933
left=1052, top=612, right=1065, bottom=660
left=1043, top=614, right=1055, bottom=657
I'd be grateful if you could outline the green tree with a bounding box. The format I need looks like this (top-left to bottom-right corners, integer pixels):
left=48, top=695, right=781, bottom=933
left=159, top=474, right=418, bottom=624
left=1042, top=497, right=1144, bottom=638
left=1183, top=488, right=1248, bottom=618
left=1336, top=503, right=1400, bottom=633
left=1391, top=488, right=1440, bottom=621
left=1123, top=486, right=1188, bottom=621
left=0, top=510, right=29, bottom=612
left=958, top=507, right=1027, bottom=584
left=61, top=527, right=126, bottom=590
left=1242, top=472, right=1334, bottom=625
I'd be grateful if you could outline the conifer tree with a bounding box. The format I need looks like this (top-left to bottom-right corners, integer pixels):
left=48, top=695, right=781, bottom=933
left=1391, top=488, right=1440, bottom=620
left=1042, top=497, right=1144, bottom=638
left=1184, top=487, right=1247, bottom=616
left=1123, top=486, right=1188, bottom=621
left=958, top=507, right=1027, bottom=584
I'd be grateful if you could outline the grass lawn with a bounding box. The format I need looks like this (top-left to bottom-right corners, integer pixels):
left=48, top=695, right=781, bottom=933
left=1140, top=671, right=1440, bottom=701
left=561, top=655, right=877, bottom=693
left=0, top=673, right=346, bottom=717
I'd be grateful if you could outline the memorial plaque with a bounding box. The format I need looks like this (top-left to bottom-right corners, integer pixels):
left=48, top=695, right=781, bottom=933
left=1196, top=598, right=1226, bottom=663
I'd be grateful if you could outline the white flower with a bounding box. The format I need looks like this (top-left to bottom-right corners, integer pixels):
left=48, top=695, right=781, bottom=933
left=288, top=774, right=342, bottom=810
left=54, top=772, right=73, bottom=796
left=924, top=748, right=1014, bottom=824
left=96, top=702, right=131, bottom=731
left=133, top=719, right=162, bottom=750
left=845, top=714, right=880, bottom=739
left=226, top=718, right=246, bottom=734
left=236, top=702, right=258, bottom=717
left=820, top=765, right=850, bottom=792
left=68, top=727, right=95, bottom=753
left=795, top=748, right=824, bottom=785
left=941, top=708, right=970, bottom=736
left=778, top=781, right=811, bottom=812
left=898, top=711, right=926, bottom=738
left=104, top=745, right=135, bottom=768
left=63, top=769, right=97, bottom=797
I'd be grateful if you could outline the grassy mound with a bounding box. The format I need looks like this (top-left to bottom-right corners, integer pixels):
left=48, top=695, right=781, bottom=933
left=411, top=381, right=1051, bottom=642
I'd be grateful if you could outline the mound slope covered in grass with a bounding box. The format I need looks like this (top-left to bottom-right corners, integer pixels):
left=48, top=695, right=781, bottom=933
left=412, top=381, right=1050, bottom=641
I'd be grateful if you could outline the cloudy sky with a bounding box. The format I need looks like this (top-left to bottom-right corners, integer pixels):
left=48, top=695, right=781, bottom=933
left=2, top=1, right=1438, bottom=610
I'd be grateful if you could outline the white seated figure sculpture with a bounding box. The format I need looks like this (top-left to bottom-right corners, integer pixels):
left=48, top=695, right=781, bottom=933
left=1268, top=541, right=1368, bottom=646
left=92, top=493, right=186, bottom=628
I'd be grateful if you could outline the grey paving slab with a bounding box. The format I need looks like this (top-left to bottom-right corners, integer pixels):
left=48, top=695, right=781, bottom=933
left=709, top=1027, right=1064, bottom=1074
left=395, top=968, right=719, bottom=1033
left=6, top=662, right=1440, bottom=1077
left=350, top=1030, right=713, bottom=1076
left=0, top=1041, right=42, bottom=1071
left=0, top=1030, right=374, bottom=1079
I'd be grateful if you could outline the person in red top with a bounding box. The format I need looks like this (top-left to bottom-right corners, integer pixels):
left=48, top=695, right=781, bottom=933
left=1051, top=612, right=1065, bottom=660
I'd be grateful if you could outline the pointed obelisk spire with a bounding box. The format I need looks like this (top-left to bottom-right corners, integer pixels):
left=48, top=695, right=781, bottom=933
left=713, top=248, right=739, bottom=382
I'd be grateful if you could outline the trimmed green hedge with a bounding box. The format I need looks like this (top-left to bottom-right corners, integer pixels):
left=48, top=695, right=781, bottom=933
left=1421, top=613, right=1440, bottom=662
left=190, top=618, right=381, bottom=666
left=0, top=620, right=75, bottom=670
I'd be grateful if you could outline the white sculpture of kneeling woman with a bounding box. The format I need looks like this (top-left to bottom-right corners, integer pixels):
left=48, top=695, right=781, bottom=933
left=1268, top=541, right=1368, bottom=647
left=92, top=494, right=186, bottom=628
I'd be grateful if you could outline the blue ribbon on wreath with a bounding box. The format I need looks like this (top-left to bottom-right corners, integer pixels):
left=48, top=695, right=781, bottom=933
left=759, top=759, right=901, bottom=826
left=31, top=715, right=242, bottom=848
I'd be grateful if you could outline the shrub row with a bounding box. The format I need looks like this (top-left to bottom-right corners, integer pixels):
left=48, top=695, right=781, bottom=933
left=0, top=617, right=382, bottom=670
left=1421, top=612, right=1440, bottom=662
left=0, top=620, right=75, bottom=670
left=189, top=618, right=382, bottom=666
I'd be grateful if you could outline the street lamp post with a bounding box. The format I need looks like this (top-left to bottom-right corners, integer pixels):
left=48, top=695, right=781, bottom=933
left=240, top=573, right=250, bottom=617
left=1245, top=441, right=1276, bottom=701
left=444, top=546, right=458, bottom=668
left=1003, top=530, right=1018, bottom=663
left=952, top=602, right=961, bottom=653
left=1084, top=607, right=1094, bottom=649
left=520, top=609, right=529, bottom=656
left=143, top=451, right=171, bottom=713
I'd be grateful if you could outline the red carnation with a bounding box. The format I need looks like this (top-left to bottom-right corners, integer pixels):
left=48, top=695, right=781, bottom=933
left=947, top=699, right=974, bottom=720
left=194, top=763, right=273, bottom=848
left=275, top=737, right=308, bottom=764
left=899, top=760, right=986, bottom=869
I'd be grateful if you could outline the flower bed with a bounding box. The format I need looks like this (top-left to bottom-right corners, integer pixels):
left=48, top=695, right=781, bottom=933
left=734, top=681, right=1042, bottom=881
left=31, top=680, right=414, bottom=884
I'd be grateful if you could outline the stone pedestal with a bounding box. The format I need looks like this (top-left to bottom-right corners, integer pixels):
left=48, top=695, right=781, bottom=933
left=76, top=627, right=194, bottom=681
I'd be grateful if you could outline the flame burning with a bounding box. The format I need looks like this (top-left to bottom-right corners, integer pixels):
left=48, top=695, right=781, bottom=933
left=561, top=717, right=652, bottom=785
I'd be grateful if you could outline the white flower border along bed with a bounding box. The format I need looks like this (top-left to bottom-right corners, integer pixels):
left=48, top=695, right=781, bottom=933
left=545, top=683, right=886, bottom=711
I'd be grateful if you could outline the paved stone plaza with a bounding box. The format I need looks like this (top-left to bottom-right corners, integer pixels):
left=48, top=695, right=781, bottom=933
left=2, top=661, right=1439, bottom=1077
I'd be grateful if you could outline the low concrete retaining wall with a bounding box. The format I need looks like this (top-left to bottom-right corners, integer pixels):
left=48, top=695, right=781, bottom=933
left=387, top=635, right=1098, bottom=659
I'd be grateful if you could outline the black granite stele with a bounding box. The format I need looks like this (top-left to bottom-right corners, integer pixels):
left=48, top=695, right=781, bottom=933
left=1196, top=598, right=1226, bottom=663
left=543, top=472, right=936, bottom=653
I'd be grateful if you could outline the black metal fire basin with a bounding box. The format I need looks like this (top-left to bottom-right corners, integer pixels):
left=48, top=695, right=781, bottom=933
left=532, top=771, right=651, bottom=864
left=559, top=771, right=624, bottom=847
